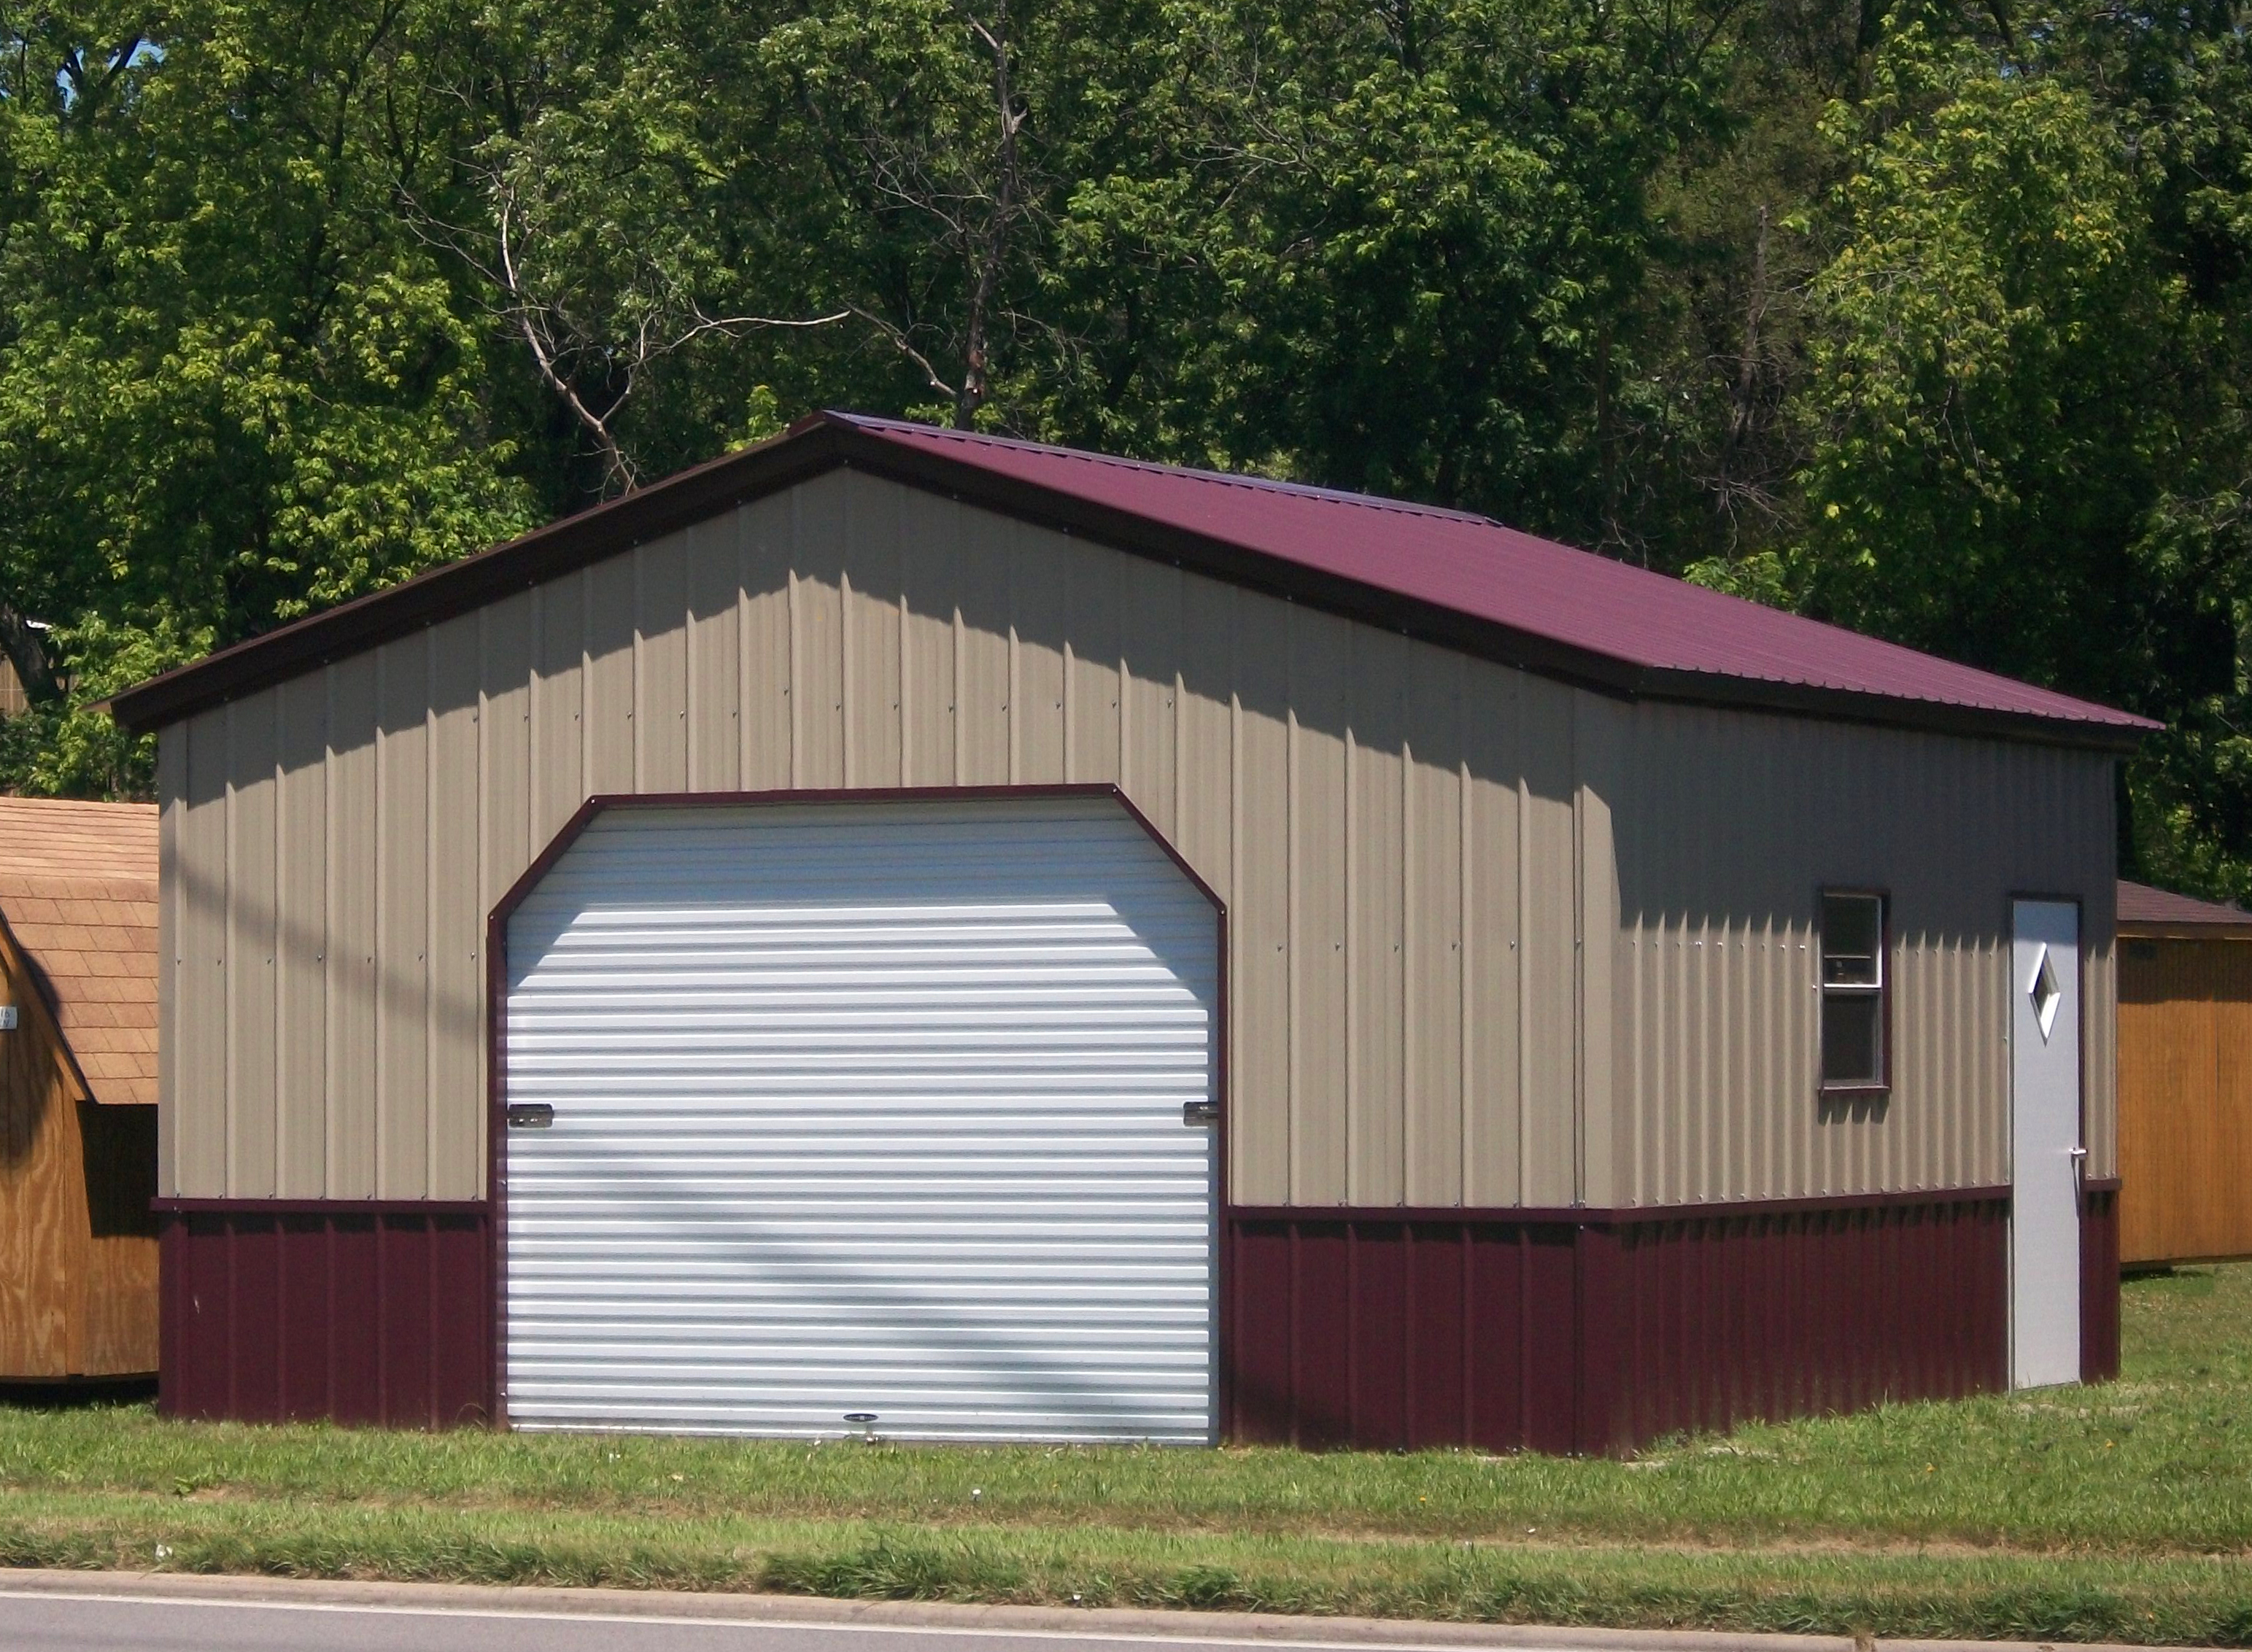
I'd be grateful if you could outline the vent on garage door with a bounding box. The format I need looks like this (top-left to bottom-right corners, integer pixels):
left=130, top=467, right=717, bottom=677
left=500, top=795, right=1220, bottom=1443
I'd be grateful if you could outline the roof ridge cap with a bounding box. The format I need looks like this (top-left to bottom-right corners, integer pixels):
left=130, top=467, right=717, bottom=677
left=841, top=414, right=1502, bottom=528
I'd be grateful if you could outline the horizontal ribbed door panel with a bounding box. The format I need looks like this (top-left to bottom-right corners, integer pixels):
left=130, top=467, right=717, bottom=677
left=502, top=798, right=1218, bottom=1442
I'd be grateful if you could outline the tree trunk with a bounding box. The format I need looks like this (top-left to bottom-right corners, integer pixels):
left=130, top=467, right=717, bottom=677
left=0, top=608, right=61, bottom=707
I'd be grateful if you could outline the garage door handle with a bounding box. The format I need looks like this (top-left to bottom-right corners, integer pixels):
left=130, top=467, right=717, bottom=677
left=1183, top=1101, right=1218, bottom=1126
left=507, top=1104, right=554, bottom=1130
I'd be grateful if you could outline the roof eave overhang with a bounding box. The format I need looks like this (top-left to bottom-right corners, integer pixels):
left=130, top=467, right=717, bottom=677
left=108, top=419, right=859, bottom=734
left=107, top=413, right=2154, bottom=753
left=2118, top=920, right=2252, bottom=939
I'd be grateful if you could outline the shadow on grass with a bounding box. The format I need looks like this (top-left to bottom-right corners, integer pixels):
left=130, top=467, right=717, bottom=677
left=0, top=1376, right=156, bottom=1411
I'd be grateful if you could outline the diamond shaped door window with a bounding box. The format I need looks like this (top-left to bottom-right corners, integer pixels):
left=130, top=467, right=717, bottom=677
left=2029, top=943, right=2062, bottom=1041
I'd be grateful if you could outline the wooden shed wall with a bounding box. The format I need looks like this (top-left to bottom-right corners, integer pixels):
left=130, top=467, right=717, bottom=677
left=2118, top=936, right=2252, bottom=1264
left=0, top=924, right=158, bottom=1378
left=160, top=468, right=2117, bottom=1211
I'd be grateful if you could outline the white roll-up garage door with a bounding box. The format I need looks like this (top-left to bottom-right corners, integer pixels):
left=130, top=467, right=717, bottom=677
left=500, top=796, right=1219, bottom=1443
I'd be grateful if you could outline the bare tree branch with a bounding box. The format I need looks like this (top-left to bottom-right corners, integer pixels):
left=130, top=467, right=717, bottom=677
left=848, top=303, right=960, bottom=400
left=403, top=163, right=848, bottom=495
left=951, top=0, right=1024, bottom=425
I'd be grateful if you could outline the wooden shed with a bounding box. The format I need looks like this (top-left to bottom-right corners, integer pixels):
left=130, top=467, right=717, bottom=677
left=2118, top=879, right=2252, bottom=1266
left=112, top=414, right=2148, bottom=1449
left=0, top=798, right=160, bottom=1381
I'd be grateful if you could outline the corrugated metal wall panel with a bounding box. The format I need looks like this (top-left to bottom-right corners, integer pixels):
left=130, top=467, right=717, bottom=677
left=326, top=653, right=379, bottom=1199
left=155, top=732, right=182, bottom=1200
left=1225, top=1196, right=2012, bottom=1454
left=225, top=694, right=279, bottom=1199
left=276, top=673, right=328, bottom=1198
left=1608, top=704, right=2118, bottom=1206
left=159, top=468, right=2117, bottom=1211
left=376, top=632, right=431, bottom=1201
left=501, top=799, right=1218, bottom=1441
left=160, top=1207, right=491, bottom=1426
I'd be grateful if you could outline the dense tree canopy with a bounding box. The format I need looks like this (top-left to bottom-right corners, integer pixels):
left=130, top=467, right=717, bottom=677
left=2, top=0, right=2248, bottom=893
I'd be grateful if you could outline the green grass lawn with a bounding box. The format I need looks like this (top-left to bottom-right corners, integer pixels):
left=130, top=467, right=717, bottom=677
left=2, top=1265, right=2251, bottom=1640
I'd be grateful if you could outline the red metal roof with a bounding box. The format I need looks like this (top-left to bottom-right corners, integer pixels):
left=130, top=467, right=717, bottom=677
left=107, top=410, right=2159, bottom=746
left=835, top=414, right=2155, bottom=737
left=2118, top=880, right=2252, bottom=931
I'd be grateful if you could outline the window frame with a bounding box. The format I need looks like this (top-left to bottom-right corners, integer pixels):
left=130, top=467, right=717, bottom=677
left=1817, top=888, right=1891, bottom=1096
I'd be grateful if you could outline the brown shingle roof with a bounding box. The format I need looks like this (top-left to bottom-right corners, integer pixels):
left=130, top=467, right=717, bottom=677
left=0, top=798, right=158, bottom=1104
left=2118, top=879, right=2252, bottom=934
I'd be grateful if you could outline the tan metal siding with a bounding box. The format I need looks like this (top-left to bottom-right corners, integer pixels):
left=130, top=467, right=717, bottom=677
left=1231, top=592, right=1291, bottom=1206
left=159, top=468, right=2102, bottom=1209
left=635, top=533, right=689, bottom=795
left=430, top=613, right=484, bottom=1202
left=1403, top=647, right=1464, bottom=1206
left=1461, top=659, right=1524, bottom=1206
left=173, top=707, right=226, bottom=1198
left=1517, top=677, right=1579, bottom=1209
left=155, top=732, right=182, bottom=1198
left=276, top=673, right=328, bottom=1196
left=325, top=654, right=378, bottom=1198
left=224, top=695, right=278, bottom=1198
left=1606, top=703, right=2118, bottom=1205
left=684, top=516, right=741, bottom=793
left=1288, top=607, right=1352, bottom=1206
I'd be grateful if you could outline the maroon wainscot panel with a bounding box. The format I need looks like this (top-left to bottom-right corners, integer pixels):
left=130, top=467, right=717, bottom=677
left=2082, top=1182, right=2121, bottom=1384
left=1224, top=1190, right=2011, bottom=1456
left=157, top=1201, right=492, bottom=1427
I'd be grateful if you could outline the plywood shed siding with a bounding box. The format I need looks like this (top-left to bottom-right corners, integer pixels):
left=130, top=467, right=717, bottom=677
left=0, top=921, right=159, bottom=1377
left=158, top=468, right=2116, bottom=1209
left=1607, top=703, right=2118, bottom=1204
left=2118, top=938, right=2252, bottom=1263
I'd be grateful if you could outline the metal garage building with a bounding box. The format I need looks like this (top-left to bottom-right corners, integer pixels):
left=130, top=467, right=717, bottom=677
left=112, top=412, right=2150, bottom=1450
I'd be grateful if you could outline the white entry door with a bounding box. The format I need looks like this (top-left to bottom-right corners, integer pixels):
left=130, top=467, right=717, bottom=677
left=2011, top=899, right=2082, bottom=1388
left=501, top=796, right=1220, bottom=1443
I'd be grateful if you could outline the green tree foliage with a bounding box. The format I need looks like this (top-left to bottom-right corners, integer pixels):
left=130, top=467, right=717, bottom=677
left=0, top=0, right=536, bottom=788
left=1712, top=8, right=2252, bottom=898
left=3, top=0, right=2251, bottom=896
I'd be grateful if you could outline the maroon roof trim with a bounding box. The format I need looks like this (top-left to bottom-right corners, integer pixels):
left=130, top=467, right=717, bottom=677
left=109, top=411, right=2153, bottom=751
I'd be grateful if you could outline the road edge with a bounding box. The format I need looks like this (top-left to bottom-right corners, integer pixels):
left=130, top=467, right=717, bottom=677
left=0, top=1566, right=2188, bottom=1652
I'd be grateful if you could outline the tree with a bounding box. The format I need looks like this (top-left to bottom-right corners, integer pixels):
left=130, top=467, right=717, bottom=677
left=0, top=0, right=538, bottom=790
left=1771, top=15, right=2252, bottom=895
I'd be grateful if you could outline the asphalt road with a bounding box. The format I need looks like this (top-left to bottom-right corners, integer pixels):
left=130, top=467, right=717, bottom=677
left=0, top=1588, right=1608, bottom=1652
